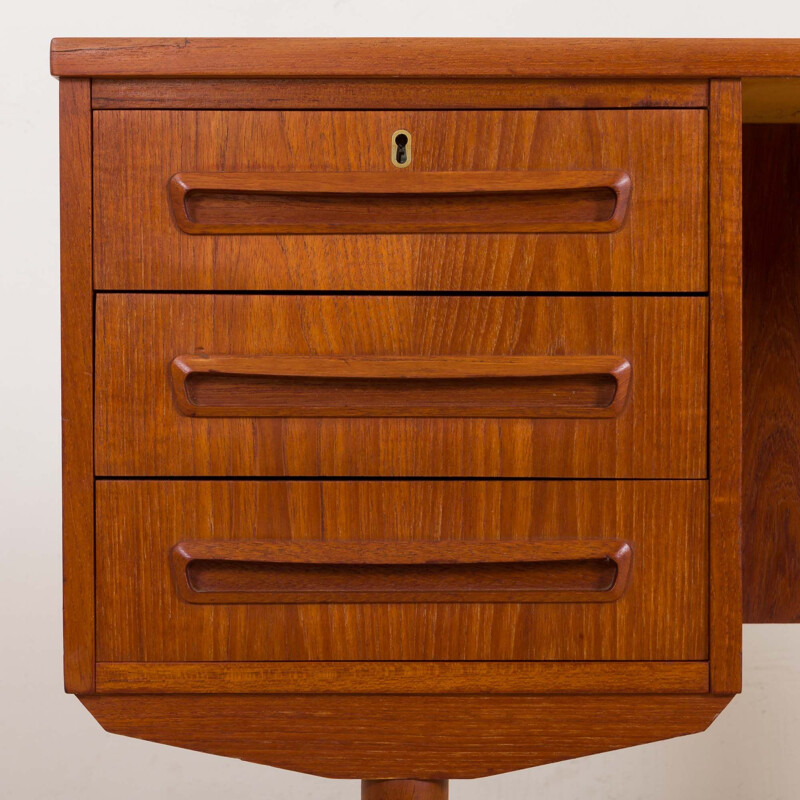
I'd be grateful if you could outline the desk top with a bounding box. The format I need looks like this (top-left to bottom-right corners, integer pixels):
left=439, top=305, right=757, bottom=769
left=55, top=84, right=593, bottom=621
left=50, top=38, right=800, bottom=79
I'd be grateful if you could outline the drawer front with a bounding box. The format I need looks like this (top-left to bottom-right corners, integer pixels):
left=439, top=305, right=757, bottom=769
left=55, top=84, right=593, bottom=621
left=93, top=109, right=707, bottom=292
left=96, top=480, right=708, bottom=662
left=95, top=295, right=707, bottom=478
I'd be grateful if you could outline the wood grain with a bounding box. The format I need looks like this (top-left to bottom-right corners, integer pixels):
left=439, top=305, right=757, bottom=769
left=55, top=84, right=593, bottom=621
left=95, top=295, right=707, bottom=478
left=168, top=169, right=631, bottom=235
left=91, top=78, right=710, bottom=110
left=170, top=354, right=631, bottom=420
left=54, top=37, right=761, bottom=783
left=743, top=124, right=800, bottom=623
left=709, top=81, right=743, bottom=694
left=743, top=78, right=800, bottom=122
left=59, top=79, right=94, bottom=694
left=363, top=780, right=447, bottom=800
left=94, top=661, right=709, bottom=695
left=50, top=37, right=800, bottom=78
left=79, top=693, right=734, bottom=779
left=93, top=109, right=707, bottom=292
left=170, top=539, right=632, bottom=605
left=95, top=480, right=708, bottom=662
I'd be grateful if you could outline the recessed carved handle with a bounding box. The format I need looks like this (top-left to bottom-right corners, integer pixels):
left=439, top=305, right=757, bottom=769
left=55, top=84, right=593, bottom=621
left=170, top=540, right=633, bottom=604
left=168, top=170, right=632, bottom=234
left=170, top=354, right=632, bottom=419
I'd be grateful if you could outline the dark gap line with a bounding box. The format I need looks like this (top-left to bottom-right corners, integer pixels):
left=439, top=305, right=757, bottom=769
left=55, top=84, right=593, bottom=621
left=95, top=475, right=709, bottom=482
left=94, top=290, right=709, bottom=298
left=97, top=659, right=710, bottom=664
left=92, top=105, right=708, bottom=112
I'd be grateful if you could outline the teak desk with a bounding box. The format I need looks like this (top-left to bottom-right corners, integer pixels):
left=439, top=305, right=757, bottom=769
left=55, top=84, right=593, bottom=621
left=52, top=38, right=800, bottom=799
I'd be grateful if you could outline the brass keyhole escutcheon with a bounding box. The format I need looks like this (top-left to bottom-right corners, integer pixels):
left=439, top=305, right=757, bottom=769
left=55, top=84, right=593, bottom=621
left=391, top=130, right=412, bottom=168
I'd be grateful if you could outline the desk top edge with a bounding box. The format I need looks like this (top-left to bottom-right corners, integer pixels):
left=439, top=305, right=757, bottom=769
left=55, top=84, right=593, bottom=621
left=50, top=38, right=800, bottom=79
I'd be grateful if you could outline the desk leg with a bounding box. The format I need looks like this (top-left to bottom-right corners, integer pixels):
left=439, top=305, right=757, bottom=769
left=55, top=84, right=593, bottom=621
left=362, top=780, right=449, bottom=800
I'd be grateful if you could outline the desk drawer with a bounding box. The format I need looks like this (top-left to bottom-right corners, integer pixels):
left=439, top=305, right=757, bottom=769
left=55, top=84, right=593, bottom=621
left=96, top=480, right=708, bottom=662
left=93, top=109, right=707, bottom=292
left=95, top=294, right=707, bottom=478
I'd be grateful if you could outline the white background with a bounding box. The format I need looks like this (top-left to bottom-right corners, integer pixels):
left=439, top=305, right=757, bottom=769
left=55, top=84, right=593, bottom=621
left=2, top=3, right=800, bottom=798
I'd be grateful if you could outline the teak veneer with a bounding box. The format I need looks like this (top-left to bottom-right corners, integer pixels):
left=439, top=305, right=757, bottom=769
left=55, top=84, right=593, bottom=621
left=95, top=295, right=705, bottom=477
left=96, top=481, right=706, bottom=663
left=94, top=108, right=706, bottom=292
left=54, top=38, right=800, bottom=797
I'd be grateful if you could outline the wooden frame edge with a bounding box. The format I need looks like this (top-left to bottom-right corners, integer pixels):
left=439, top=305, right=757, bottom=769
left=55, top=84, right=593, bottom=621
left=89, top=77, right=710, bottom=110
left=709, top=80, right=743, bottom=694
left=50, top=38, right=800, bottom=79
left=60, top=78, right=95, bottom=693
left=95, top=661, right=709, bottom=695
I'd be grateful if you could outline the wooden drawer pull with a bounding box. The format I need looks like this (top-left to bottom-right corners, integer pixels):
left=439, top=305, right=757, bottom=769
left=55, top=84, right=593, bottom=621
left=170, top=354, right=632, bottom=419
left=170, top=540, right=633, bottom=604
left=170, top=354, right=631, bottom=419
left=168, top=170, right=632, bottom=234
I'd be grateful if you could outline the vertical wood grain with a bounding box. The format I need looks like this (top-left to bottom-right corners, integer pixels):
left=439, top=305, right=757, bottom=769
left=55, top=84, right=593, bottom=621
left=95, top=481, right=708, bottom=662
left=60, top=78, right=94, bottom=693
left=93, top=109, right=707, bottom=292
left=94, top=295, right=707, bottom=478
left=362, top=780, right=448, bottom=800
left=743, top=124, right=800, bottom=622
left=709, top=80, right=743, bottom=694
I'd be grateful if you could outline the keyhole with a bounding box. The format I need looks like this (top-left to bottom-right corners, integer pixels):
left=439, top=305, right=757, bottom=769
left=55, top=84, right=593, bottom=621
left=392, top=130, right=412, bottom=168
left=395, top=133, right=408, bottom=163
